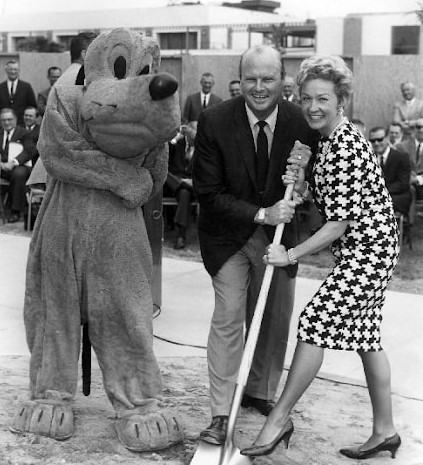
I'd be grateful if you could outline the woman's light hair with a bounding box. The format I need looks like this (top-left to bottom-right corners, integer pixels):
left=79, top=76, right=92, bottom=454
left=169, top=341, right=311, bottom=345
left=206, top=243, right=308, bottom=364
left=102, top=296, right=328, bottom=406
left=297, top=55, right=353, bottom=104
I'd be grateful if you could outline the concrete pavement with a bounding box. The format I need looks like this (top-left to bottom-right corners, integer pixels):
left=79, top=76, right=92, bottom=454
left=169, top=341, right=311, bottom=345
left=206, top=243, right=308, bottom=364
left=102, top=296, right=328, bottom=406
left=1, top=233, right=422, bottom=401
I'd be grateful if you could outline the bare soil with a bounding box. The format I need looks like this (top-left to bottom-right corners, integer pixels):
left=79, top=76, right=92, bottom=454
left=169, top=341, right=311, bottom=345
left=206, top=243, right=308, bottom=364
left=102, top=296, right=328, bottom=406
left=1, top=211, right=422, bottom=464
left=2, top=356, right=423, bottom=465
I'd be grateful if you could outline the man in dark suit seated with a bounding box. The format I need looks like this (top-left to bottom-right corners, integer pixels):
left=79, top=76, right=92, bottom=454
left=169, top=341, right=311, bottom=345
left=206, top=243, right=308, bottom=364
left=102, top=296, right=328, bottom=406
left=182, top=72, right=222, bottom=123
left=192, top=45, right=318, bottom=445
left=0, top=60, right=37, bottom=126
left=164, top=121, right=197, bottom=249
left=22, top=106, right=41, bottom=166
left=0, top=108, right=36, bottom=223
left=369, top=126, right=412, bottom=216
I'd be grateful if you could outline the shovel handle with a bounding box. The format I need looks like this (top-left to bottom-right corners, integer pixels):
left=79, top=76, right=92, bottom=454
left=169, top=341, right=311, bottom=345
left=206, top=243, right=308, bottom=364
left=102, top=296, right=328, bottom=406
left=225, top=183, right=295, bottom=443
left=238, top=182, right=294, bottom=384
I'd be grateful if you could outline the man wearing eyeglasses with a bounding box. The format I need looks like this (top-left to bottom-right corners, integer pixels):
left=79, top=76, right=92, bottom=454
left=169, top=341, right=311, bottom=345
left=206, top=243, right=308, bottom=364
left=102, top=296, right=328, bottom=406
left=397, top=118, right=423, bottom=221
left=369, top=126, right=411, bottom=217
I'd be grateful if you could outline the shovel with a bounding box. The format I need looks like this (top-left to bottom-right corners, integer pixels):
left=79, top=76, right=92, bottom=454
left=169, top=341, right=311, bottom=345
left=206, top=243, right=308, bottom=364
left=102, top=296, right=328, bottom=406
left=191, top=184, right=295, bottom=465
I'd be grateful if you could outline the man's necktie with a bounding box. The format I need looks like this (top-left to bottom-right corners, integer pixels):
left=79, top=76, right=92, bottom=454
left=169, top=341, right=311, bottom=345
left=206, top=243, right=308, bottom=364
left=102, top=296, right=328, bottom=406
left=416, top=143, right=421, bottom=166
left=379, top=155, right=384, bottom=171
left=9, top=83, right=14, bottom=103
left=2, top=130, right=10, bottom=162
left=256, top=121, right=269, bottom=194
left=203, top=95, right=207, bottom=109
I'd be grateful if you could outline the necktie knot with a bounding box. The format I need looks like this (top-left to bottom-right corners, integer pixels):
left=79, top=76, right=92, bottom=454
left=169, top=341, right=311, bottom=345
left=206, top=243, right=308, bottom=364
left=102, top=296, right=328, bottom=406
left=257, top=120, right=267, bottom=130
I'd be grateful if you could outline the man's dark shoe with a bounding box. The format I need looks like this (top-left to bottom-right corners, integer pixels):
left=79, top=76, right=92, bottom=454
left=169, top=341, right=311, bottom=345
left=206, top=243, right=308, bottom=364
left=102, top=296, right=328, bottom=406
left=173, top=236, right=186, bottom=250
left=199, top=416, right=228, bottom=445
left=241, top=394, right=274, bottom=416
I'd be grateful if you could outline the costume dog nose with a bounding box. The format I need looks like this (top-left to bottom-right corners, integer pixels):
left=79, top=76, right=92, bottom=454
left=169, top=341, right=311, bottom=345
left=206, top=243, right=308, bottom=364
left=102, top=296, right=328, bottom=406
left=149, top=73, right=178, bottom=101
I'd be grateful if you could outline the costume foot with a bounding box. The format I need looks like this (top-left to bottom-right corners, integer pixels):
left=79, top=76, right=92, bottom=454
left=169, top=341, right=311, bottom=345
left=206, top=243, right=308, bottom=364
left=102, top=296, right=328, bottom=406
left=10, top=400, right=74, bottom=440
left=115, top=410, right=184, bottom=452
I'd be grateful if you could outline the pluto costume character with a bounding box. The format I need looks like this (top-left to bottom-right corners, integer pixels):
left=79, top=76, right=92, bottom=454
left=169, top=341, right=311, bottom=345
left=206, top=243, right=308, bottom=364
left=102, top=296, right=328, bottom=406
left=10, top=29, right=184, bottom=452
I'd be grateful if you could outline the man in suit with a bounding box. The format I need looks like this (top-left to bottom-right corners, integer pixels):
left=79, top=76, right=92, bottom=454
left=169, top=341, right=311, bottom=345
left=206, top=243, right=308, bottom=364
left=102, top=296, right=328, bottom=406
left=0, top=108, right=36, bottom=222
left=281, top=75, right=300, bottom=105
left=397, top=117, right=423, bottom=222
left=37, top=66, right=62, bottom=117
left=388, top=122, right=404, bottom=149
left=0, top=60, right=37, bottom=125
left=192, top=45, right=317, bottom=444
left=22, top=106, right=41, bottom=165
left=182, top=72, right=222, bottom=123
left=369, top=126, right=411, bottom=216
left=58, top=32, right=98, bottom=86
left=165, top=121, right=197, bottom=250
left=393, top=81, right=423, bottom=139
left=228, top=79, right=242, bottom=98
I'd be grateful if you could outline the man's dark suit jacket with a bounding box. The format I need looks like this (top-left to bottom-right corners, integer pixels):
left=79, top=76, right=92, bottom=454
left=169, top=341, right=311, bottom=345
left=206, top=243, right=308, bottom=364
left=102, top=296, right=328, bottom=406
left=22, top=124, right=41, bottom=165
left=0, top=126, right=36, bottom=165
left=192, top=96, right=318, bottom=277
left=0, top=80, right=37, bottom=125
left=183, top=92, right=222, bottom=123
left=382, top=147, right=412, bottom=215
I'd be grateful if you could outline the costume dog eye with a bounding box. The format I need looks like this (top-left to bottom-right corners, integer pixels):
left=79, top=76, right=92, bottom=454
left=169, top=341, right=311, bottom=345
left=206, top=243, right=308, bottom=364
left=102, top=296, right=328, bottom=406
left=114, top=56, right=127, bottom=80
left=139, top=65, right=150, bottom=76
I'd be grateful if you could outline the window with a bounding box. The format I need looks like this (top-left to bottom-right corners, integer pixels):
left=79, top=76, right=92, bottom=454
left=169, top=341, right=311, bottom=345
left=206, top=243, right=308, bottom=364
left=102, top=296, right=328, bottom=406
left=392, top=26, right=419, bottom=55
left=158, top=32, right=197, bottom=50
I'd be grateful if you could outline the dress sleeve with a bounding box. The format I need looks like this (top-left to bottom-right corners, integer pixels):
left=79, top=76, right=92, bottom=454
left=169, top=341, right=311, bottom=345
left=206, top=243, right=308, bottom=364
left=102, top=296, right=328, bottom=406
left=321, top=134, right=365, bottom=221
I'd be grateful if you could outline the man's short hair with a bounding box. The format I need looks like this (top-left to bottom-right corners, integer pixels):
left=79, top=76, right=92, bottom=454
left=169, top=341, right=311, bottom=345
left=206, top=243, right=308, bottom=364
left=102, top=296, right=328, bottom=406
left=229, top=80, right=240, bottom=86
left=47, top=66, right=62, bottom=76
left=388, top=122, right=403, bottom=131
left=70, top=32, right=98, bottom=62
left=369, top=126, right=386, bottom=136
left=24, top=106, right=39, bottom=117
left=238, top=45, right=285, bottom=81
left=0, top=108, right=17, bottom=118
left=201, top=72, right=214, bottom=81
left=5, top=60, right=18, bottom=67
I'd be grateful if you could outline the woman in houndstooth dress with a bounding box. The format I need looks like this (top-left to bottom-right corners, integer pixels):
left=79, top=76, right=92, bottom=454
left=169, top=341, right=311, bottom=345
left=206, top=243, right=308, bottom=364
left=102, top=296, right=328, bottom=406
left=242, top=56, right=401, bottom=460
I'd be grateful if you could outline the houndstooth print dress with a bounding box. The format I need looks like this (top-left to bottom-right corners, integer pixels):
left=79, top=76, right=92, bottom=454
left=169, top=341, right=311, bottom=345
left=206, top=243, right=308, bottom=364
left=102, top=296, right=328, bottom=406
left=298, top=120, right=399, bottom=352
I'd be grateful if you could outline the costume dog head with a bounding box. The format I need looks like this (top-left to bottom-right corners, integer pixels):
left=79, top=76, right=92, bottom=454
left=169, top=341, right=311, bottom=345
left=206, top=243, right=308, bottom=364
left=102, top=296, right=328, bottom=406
left=81, top=28, right=180, bottom=158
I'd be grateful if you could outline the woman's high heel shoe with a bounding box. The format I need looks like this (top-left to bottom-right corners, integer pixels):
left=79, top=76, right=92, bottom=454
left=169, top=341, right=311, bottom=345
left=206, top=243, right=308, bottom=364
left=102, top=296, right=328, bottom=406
left=339, top=433, right=401, bottom=460
left=241, top=419, right=294, bottom=457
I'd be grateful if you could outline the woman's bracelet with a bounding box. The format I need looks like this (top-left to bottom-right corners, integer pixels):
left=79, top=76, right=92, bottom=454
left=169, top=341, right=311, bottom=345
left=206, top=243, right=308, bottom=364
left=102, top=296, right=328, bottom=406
left=287, top=248, right=298, bottom=265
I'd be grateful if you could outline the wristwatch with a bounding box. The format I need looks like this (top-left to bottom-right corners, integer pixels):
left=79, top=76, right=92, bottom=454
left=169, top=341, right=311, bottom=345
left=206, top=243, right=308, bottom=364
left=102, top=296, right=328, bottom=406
left=257, top=208, right=266, bottom=224
left=12, top=158, right=19, bottom=166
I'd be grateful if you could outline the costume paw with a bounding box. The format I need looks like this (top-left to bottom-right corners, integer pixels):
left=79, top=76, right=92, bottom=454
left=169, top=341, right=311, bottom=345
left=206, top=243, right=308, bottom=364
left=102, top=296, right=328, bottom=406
left=115, top=410, right=184, bottom=452
left=10, top=400, right=74, bottom=441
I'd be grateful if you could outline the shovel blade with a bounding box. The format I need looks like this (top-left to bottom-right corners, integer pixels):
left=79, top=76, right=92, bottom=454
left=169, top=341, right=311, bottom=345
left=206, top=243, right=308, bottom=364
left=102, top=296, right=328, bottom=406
left=190, top=441, right=253, bottom=465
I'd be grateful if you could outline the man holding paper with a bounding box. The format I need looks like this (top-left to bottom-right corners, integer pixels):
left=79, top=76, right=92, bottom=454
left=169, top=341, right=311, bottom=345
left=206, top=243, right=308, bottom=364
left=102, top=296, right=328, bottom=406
left=0, top=108, right=36, bottom=223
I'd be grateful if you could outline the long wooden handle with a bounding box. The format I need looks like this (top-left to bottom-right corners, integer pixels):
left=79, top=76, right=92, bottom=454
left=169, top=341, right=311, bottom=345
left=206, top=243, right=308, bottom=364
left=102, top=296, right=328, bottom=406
left=224, top=183, right=295, bottom=446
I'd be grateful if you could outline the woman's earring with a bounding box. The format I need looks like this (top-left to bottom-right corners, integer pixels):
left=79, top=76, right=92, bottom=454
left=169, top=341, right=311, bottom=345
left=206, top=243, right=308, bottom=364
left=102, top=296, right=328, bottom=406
left=337, top=107, right=344, bottom=116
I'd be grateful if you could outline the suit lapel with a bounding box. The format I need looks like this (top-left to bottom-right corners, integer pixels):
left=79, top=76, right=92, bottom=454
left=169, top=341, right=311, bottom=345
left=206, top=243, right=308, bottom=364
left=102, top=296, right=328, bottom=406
left=264, top=102, right=291, bottom=197
left=233, top=100, right=257, bottom=190
left=384, top=149, right=392, bottom=174
left=0, top=82, right=11, bottom=104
